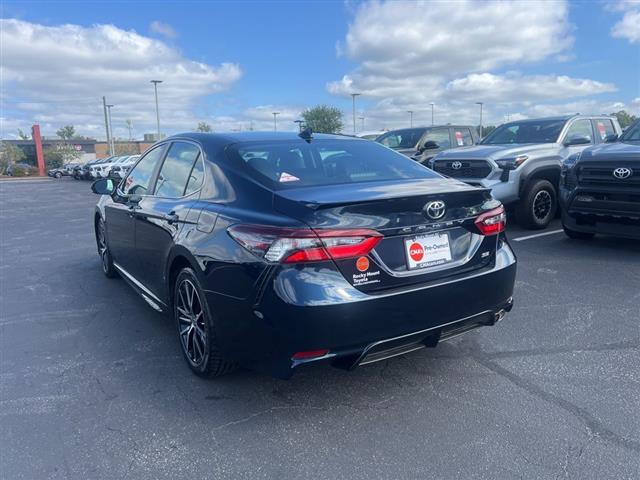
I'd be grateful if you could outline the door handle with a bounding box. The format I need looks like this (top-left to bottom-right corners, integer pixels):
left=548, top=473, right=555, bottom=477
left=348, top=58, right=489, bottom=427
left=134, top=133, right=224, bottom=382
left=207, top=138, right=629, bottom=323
left=163, top=211, right=179, bottom=225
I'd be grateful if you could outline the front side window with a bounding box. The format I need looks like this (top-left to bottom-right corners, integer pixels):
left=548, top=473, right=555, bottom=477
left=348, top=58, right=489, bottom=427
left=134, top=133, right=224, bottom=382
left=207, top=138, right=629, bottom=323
left=481, top=120, right=567, bottom=145
left=122, top=146, right=165, bottom=195
left=564, top=119, right=593, bottom=143
left=621, top=120, right=640, bottom=142
left=154, top=142, right=202, bottom=198
left=421, top=128, right=451, bottom=149
left=377, top=128, right=428, bottom=149
left=228, top=138, right=438, bottom=189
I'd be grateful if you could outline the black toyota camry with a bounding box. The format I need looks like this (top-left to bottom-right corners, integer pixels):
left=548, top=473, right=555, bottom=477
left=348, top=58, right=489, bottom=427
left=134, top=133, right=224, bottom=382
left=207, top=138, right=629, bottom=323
left=91, top=131, right=517, bottom=379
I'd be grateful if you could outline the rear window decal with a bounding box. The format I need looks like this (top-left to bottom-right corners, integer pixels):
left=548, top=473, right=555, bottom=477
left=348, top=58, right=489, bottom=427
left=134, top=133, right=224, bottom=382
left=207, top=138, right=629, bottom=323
left=279, top=172, right=300, bottom=182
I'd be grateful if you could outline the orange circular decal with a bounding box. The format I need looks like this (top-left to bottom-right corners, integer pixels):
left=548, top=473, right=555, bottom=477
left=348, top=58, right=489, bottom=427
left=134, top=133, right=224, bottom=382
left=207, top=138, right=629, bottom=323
left=409, top=242, right=424, bottom=262
left=356, top=256, right=369, bottom=272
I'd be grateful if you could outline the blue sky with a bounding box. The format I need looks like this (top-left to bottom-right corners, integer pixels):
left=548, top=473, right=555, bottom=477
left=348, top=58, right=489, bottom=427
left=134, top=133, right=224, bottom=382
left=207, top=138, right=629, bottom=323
left=1, top=0, right=639, bottom=139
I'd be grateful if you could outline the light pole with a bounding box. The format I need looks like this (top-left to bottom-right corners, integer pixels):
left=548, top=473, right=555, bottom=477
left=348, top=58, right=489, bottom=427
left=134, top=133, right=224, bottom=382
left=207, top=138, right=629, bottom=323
left=358, top=116, right=365, bottom=131
left=430, top=103, right=435, bottom=126
left=407, top=110, right=413, bottom=128
left=294, top=119, right=304, bottom=132
left=476, top=102, right=484, bottom=138
left=150, top=80, right=162, bottom=140
left=102, top=96, right=111, bottom=154
left=351, top=93, right=361, bottom=134
left=106, top=104, right=115, bottom=155
left=272, top=112, right=280, bottom=131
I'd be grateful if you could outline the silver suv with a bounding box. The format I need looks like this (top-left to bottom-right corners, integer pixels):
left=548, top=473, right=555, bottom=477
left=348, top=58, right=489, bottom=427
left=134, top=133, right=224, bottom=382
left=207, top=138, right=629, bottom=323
left=431, top=115, right=622, bottom=229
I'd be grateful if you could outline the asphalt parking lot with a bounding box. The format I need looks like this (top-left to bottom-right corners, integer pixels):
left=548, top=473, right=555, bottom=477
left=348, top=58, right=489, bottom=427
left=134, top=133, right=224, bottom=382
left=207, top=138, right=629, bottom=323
left=1, top=178, right=639, bottom=480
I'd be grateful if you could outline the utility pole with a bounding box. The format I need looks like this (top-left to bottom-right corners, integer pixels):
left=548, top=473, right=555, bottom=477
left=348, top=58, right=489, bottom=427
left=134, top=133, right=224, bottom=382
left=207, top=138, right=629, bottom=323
left=351, top=93, right=361, bottom=134
left=106, top=104, right=115, bottom=155
left=102, top=96, right=111, bottom=155
left=407, top=110, right=414, bottom=128
left=476, top=102, right=484, bottom=138
left=272, top=112, right=280, bottom=131
left=150, top=80, right=162, bottom=140
left=358, top=116, right=365, bottom=131
left=430, top=103, right=435, bottom=126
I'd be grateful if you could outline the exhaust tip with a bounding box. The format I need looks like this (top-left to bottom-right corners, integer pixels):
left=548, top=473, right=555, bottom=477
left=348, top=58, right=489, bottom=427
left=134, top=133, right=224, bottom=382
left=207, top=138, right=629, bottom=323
left=494, top=309, right=507, bottom=323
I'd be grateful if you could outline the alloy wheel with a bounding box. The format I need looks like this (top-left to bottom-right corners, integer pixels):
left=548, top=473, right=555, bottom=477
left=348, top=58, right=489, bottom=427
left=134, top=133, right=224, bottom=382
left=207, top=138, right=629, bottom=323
left=532, top=190, right=553, bottom=221
left=97, top=219, right=109, bottom=273
left=176, top=279, right=207, bottom=366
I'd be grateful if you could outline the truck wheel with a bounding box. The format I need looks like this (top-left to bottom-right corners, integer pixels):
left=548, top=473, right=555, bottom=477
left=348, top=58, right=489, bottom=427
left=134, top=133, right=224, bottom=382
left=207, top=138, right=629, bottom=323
left=516, top=179, right=557, bottom=230
left=562, top=224, right=594, bottom=240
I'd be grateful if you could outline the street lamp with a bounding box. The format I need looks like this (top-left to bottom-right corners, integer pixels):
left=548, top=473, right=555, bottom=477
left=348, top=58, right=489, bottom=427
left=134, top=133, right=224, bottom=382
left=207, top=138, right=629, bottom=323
left=358, top=116, right=365, bottom=131
left=150, top=80, right=162, bottom=140
left=106, top=104, right=115, bottom=155
left=430, top=103, right=435, bottom=126
left=272, top=112, right=280, bottom=131
left=476, top=102, right=484, bottom=138
left=351, top=93, right=361, bottom=134
left=407, top=110, right=413, bottom=128
left=294, top=119, right=304, bottom=132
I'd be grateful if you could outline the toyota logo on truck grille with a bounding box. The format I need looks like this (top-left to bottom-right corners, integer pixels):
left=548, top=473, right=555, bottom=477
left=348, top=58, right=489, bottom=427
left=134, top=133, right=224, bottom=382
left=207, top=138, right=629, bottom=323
left=451, top=161, right=463, bottom=170
left=613, top=167, right=633, bottom=179
left=424, top=201, right=446, bottom=220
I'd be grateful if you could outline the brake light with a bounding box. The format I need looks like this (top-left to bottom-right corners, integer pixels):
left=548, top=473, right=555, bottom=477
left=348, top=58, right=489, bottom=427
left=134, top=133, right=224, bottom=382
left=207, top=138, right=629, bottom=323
left=475, top=205, right=506, bottom=235
left=227, top=225, right=382, bottom=264
left=291, top=349, right=330, bottom=360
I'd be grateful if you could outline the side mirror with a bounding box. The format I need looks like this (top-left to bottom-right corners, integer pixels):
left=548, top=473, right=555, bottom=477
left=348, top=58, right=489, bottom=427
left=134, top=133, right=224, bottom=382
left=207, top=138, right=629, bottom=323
left=563, top=135, right=591, bottom=147
left=604, top=133, right=619, bottom=143
left=91, top=178, right=115, bottom=195
left=421, top=140, right=440, bottom=151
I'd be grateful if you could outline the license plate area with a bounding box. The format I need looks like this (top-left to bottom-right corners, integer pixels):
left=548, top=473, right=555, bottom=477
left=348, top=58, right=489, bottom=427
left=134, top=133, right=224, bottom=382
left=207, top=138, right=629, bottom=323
left=404, top=233, right=453, bottom=270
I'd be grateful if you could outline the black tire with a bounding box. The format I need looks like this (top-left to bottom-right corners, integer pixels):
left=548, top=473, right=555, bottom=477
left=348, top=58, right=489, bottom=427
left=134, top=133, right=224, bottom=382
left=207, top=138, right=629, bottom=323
left=96, top=217, right=118, bottom=278
left=54, top=172, right=62, bottom=178
left=174, top=268, right=237, bottom=378
left=563, top=224, right=595, bottom=240
left=516, top=179, right=557, bottom=230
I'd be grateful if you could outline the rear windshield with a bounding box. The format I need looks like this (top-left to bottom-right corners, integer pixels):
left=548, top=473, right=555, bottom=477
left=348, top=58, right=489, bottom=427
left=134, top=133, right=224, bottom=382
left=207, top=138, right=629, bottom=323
left=376, top=128, right=427, bottom=149
left=480, top=119, right=567, bottom=145
left=226, top=139, right=438, bottom=189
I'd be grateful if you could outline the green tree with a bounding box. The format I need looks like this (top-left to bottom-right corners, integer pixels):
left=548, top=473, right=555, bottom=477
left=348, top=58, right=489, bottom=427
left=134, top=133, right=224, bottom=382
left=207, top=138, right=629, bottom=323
left=0, top=142, right=27, bottom=174
left=196, top=122, right=212, bottom=132
left=301, top=105, right=344, bottom=134
left=44, top=144, right=81, bottom=169
left=56, top=125, right=76, bottom=141
left=610, top=110, right=638, bottom=129
left=481, top=125, right=496, bottom=137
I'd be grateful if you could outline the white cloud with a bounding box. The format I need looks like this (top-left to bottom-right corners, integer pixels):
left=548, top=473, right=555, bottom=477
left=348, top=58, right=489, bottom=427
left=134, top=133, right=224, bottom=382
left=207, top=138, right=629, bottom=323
left=0, top=19, right=241, bottom=139
left=328, top=0, right=631, bottom=132
left=149, top=20, right=178, bottom=39
left=609, top=1, right=640, bottom=43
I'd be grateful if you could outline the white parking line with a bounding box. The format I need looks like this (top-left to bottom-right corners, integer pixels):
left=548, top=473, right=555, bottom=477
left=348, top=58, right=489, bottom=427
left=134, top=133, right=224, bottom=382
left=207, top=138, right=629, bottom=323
left=512, top=229, right=564, bottom=242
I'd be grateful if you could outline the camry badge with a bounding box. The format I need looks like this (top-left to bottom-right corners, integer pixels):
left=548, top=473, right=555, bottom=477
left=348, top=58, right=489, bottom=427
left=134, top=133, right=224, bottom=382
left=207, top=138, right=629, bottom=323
left=451, top=161, right=463, bottom=170
left=424, top=201, right=446, bottom=220
left=613, top=167, right=632, bottom=179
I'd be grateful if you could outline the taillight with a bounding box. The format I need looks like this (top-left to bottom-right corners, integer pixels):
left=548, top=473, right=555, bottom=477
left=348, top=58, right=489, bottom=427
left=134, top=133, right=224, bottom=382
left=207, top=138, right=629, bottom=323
left=475, top=205, right=506, bottom=235
left=227, top=225, right=382, bottom=264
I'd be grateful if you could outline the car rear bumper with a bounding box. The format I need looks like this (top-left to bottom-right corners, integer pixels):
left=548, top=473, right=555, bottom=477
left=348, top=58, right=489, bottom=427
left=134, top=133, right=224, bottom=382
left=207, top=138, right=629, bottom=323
left=205, top=239, right=517, bottom=378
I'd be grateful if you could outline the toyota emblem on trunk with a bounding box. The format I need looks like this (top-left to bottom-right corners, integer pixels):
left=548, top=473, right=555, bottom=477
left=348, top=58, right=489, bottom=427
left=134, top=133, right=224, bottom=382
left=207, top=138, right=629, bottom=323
left=451, top=161, right=463, bottom=170
left=424, top=201, right=446, bottom=220
left=613, top=167, right=632, bottom=179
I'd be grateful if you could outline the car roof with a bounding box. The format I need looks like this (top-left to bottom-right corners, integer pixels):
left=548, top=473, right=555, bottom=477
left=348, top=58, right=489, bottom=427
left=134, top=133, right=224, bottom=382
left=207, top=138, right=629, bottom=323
left=504, top=114, right=614, bottom=124
left=163, top=131, right=365, bottom=149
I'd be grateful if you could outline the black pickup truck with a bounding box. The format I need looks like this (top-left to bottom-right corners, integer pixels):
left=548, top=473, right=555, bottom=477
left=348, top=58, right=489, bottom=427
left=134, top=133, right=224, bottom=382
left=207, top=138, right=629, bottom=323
left=560, top=119, right=640, bottom=239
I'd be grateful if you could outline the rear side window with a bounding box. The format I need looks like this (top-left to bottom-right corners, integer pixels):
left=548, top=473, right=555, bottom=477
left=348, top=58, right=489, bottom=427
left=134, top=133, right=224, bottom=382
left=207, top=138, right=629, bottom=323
left=122, top=146, right=165, bottom=195
left=593, top=119, right=615, bottom=142
left=453, top=128, right=473, bottom=147
left=154, top=142, right=202, bottom=198
left=228, top=139, right=438, bottom=189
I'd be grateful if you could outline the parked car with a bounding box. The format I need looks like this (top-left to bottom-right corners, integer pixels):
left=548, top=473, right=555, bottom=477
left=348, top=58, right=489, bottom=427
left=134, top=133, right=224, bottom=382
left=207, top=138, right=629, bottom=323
left=110, top=155, right=140, bottom=179
left=431, top=115, right=623, bottom=229
left=356, top=130, right=387, bottom=140
left=6, top=163, right=35, bottom=176
left=560, top=119, right=640, bottom=239
left=91, top=131, right=516, bottom=379
left=74, top=158, right=105, bottom=180
left=48, top=163, right=80, bottom=178
left=376, top=125, right=478, bottom=164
